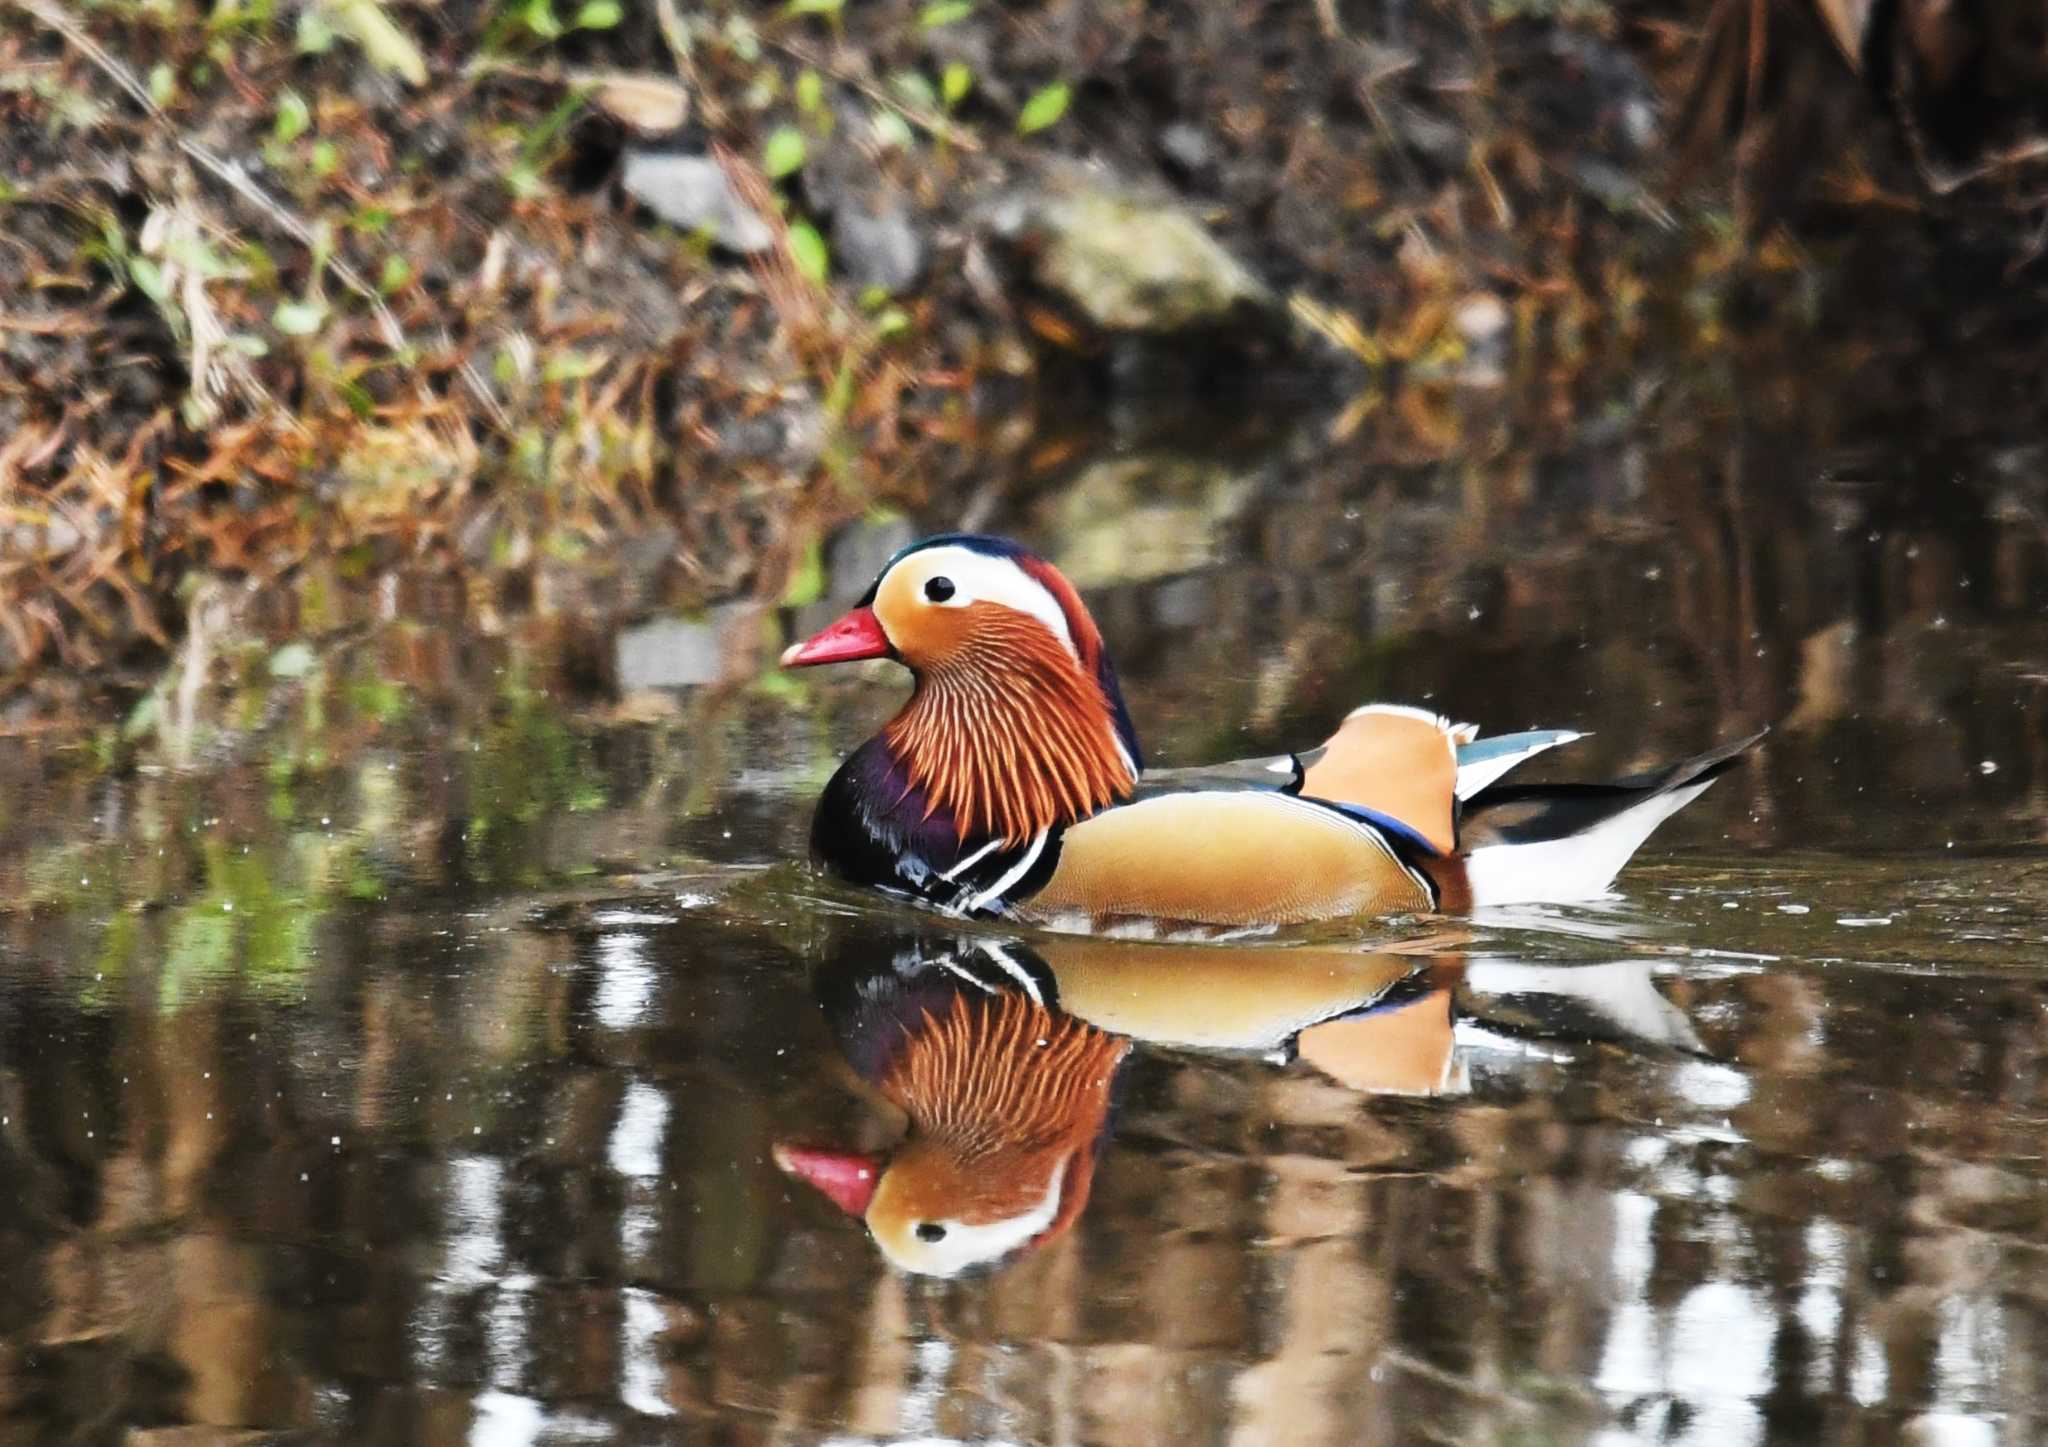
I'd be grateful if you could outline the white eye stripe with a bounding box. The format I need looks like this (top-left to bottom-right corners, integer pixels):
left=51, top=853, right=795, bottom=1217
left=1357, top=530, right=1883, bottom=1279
left=897, top=547, right=1077, bottom=658
left=880, top=1159, right=1067, bottom=1277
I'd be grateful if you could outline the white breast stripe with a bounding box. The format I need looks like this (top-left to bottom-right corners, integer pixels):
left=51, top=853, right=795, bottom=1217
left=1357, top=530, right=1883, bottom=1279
left=974, top=942, right=1045, bottom=1006
left=939, top=836, right=1004, bottom=883
left=934, top=954, right=1000, bottom=995
left=962, top=829, right=1049, bottom=914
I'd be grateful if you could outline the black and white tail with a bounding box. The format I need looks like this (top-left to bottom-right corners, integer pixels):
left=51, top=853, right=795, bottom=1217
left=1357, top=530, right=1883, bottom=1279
left=1458, top=730, right=1766, bottom=906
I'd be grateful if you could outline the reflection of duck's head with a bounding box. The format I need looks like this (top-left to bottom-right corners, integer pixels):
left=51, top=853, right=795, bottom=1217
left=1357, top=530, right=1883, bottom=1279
left=778, top=981, right=1130, bottom=1277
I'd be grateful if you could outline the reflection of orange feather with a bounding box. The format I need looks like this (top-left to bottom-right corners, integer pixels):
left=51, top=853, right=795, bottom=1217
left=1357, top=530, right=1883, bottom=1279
left=887, top=612, right=1133, bottom=844
left=879, top=991, right=1129, bottom=1234
left=1296, top=987, right=1460, bottom=1095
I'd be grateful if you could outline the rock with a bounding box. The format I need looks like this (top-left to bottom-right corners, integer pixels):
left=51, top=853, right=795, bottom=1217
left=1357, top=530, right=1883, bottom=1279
left=615, top=603, right=764, bottom=689
left=1157, top=123, right=1216, bottom=179
left=1454, top=293, right=1510, bottom=345
left=620, top=152, right=773, bottom=255
left=782, top=515, right=918, bottom=649
left=1043, top=456, right=1251, bottom=587
left=806, top=515, right=915, bottom=624
left=832, top=202, right=925, bottom=294
left=984, top=172, right=1275, bottom=334
left=1453, top=292, right=1511, bottom=384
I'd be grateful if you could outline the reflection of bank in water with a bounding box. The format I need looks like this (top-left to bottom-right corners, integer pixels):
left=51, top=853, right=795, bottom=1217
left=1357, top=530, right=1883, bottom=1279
left=775, top=930, right=1707, bottom=1277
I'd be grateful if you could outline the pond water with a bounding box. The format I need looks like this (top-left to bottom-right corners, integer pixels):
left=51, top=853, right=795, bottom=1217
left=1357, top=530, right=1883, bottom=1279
left=3, top=362, right=2047, bottom=1444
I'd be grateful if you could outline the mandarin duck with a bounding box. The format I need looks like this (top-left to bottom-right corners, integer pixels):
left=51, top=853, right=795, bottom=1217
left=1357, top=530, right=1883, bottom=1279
left=784, top=533, right=1762, bottom=927
left=774, top=930, right=1708, bottom=1275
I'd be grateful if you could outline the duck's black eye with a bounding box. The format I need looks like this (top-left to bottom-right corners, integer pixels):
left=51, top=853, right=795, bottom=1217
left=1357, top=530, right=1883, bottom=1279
left=915, top=1221, right=947, bottom=1243
left=923, top=576, right=956, bottom=603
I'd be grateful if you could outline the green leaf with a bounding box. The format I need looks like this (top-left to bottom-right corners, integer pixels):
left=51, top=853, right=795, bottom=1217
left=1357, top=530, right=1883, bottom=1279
left=503, top=162, right=545, bottom=199
left=784, top=0, right=843, bottom=14
left=310, top=139, right=340, bottom=176
left=781, top=538, right=824, bottom=608
left=725, top=14, right=761, bottom=60
left=763, top=125, right=807, bottom=179
left=795, top=69, right=823, bottom=114
left=542, top=349, right=603, bottom=382
left=273, top=300, right=329, bottom=336
left=823, top=355, right=856, bottom=420
left=148, top=63, right=176, bottom=107
left=164, top=908, right=234, bottom=1007
left=268, top=642, right=316, bottom=679
left=308, top=219, right=335, bottom=275
left=575, top=0, right=622, bottom=27
left=378, top=255, right=411, bottom=293
left=515, top=0, right=562, bottom=37
left=274, top=90, right=311, bottom=143
left=786, top=221, right=829, bottom=285
left=919, top=0, right=973, bottom=26
left=873, top=304, right=912, bottom=337
left=129, top=256, right=170, bottom=306
left=122, top=691, right=162, bottom=742
left=520, top=87, right=589, bottom=162
left=295, top=7, right=335, bottom=52
left=941, top=61, right=973, bottom=107
left=331, top=0, right=428, bottom=87
left=890, top=70, right=938, bottom=113
left=872, top=109, right=914, bottom=149
left=1016, top=80, right=1070, bottom=135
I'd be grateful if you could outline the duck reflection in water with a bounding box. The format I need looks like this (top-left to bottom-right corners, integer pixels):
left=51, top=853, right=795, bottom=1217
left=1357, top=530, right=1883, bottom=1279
left=776, top=929, right=1707, bottom=1277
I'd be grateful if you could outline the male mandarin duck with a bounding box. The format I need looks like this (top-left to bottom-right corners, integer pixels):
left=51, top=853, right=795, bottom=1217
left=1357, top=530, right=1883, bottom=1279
left=783, top=533, right=1763, bottom=927
left=774, top=930, right=1708, bottom=1275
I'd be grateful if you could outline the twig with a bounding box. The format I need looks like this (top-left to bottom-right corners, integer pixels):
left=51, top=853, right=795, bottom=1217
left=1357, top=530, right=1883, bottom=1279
left=769, top=36, right=982, bottom=153
left=4, top=0, right=513, bottom=435
left=0, top=313, right=96, bottom=335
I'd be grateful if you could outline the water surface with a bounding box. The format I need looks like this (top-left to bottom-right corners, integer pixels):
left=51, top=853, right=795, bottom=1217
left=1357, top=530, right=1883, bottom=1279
left=2, top=379, right=2046, bottom=1444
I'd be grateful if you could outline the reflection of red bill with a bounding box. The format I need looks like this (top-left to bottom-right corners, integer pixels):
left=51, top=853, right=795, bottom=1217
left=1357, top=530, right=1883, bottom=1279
left=772, top=1141, right=881, bottom=1217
